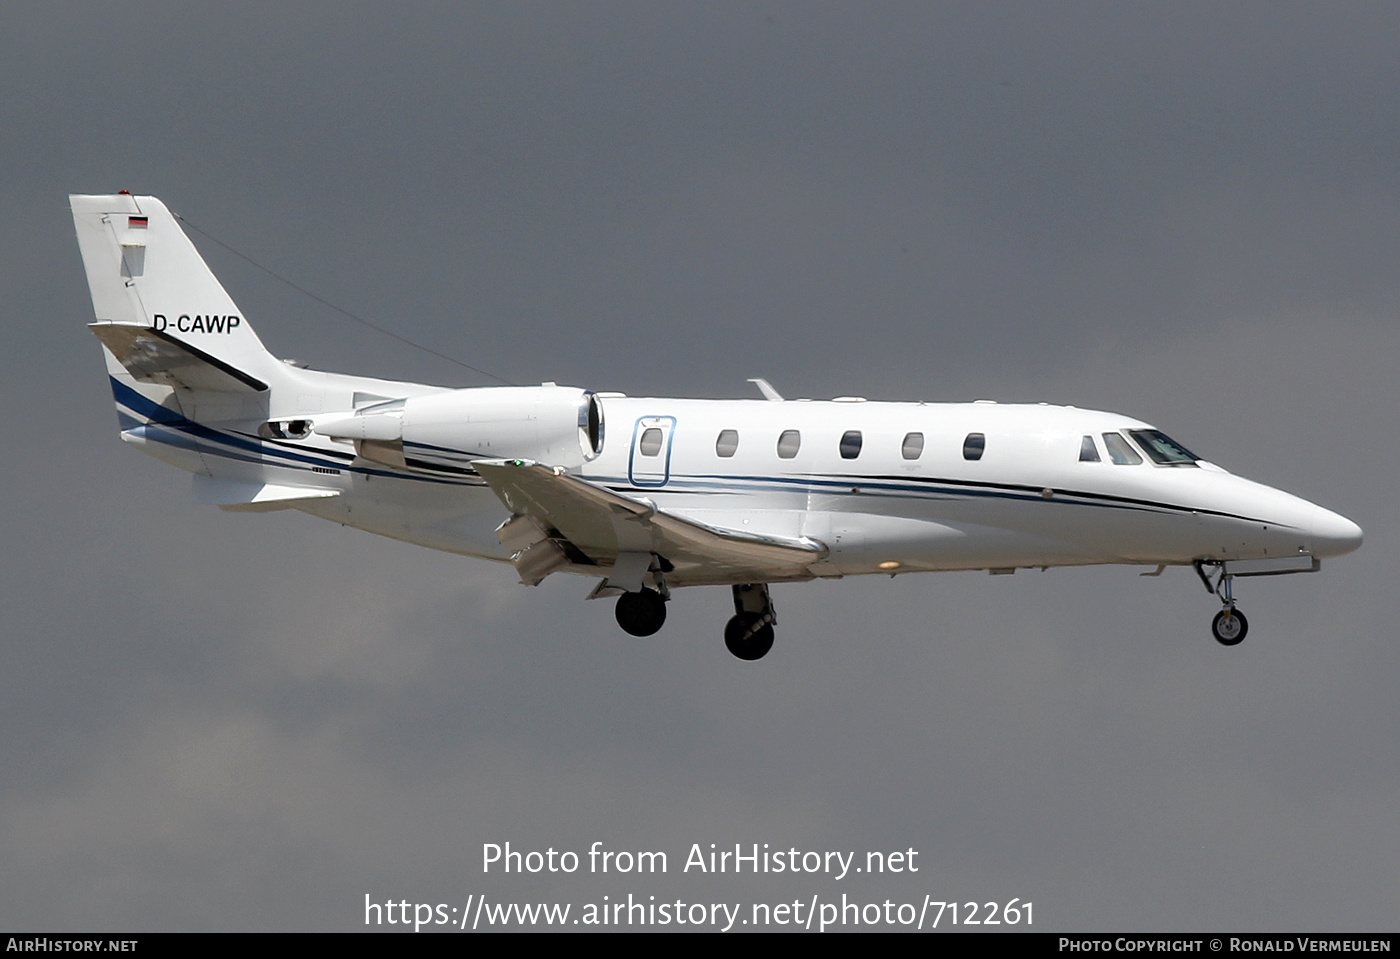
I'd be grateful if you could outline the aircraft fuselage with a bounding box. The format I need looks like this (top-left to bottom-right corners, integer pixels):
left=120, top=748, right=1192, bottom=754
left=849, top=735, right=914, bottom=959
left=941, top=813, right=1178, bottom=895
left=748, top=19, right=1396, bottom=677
left=74, top=193, right=1363, bottom=657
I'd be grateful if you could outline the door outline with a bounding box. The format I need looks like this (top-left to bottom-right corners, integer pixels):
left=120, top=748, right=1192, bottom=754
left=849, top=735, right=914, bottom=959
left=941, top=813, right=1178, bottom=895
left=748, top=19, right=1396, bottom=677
left=628, top=415, right=677, bottom=488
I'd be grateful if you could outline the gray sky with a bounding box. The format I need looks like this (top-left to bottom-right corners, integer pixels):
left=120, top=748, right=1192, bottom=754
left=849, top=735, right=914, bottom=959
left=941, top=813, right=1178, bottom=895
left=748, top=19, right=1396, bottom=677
left=2, top=2, right=1396, bottom=931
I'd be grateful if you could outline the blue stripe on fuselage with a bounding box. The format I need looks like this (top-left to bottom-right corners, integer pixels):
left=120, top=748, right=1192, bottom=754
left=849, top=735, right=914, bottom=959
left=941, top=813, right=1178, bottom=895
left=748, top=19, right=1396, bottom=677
left=108, top=376, right=474, bottom=487
left=588, top=470, right=1272, bottom=524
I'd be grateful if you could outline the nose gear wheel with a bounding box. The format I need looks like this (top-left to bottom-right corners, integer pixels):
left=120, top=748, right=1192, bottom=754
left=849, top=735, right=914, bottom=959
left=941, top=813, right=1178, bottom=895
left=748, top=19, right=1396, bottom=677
left=1211, top=609, right=1248, bottom=646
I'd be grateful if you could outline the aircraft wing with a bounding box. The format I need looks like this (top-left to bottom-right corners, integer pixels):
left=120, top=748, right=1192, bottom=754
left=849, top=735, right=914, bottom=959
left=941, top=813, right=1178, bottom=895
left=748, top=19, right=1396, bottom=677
left=89, top=322, right=268, bottom=393
left=472, top=459, right=827, bottom=586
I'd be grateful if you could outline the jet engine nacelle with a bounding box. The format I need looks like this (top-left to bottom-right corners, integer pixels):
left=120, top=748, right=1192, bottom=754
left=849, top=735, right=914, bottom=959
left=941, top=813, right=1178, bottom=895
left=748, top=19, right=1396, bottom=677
left=312, top=385, right=604, bottom=472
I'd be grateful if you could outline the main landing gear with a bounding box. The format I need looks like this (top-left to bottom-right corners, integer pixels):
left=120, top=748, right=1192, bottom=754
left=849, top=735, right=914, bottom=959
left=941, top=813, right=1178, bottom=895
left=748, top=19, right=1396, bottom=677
left=725, top=583, right=775, bottom=661
left=610, top=580, right=778, bottom=660
left=1195, top=560, right=1249, bottom=646
left=615, top=587, right=667, bottom=637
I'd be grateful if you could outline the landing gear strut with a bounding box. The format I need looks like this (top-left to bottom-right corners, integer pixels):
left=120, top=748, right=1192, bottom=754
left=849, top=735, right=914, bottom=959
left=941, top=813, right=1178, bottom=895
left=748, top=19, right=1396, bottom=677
left=615, top=587, right=667, bottom=637
left=725, top=583, right=775, bottom=661
left=1195, top=560, right=1249, bottom=646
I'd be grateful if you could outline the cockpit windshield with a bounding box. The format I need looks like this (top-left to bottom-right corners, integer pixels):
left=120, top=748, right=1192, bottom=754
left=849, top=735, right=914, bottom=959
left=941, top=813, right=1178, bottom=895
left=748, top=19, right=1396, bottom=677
left=1127, top=429, right=1200, bottom=466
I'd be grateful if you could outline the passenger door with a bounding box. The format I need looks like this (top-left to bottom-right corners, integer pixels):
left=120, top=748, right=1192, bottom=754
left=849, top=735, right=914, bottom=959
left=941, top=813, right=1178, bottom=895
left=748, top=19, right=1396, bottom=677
left=628, top=416, right=676, bottom=487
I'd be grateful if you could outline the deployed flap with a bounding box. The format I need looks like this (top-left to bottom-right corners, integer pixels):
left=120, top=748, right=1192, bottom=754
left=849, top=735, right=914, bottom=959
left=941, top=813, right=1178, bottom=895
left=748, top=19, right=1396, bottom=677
left=90, top=322, right=267, bottom=393
left=193, top=475, right=339, bottom=513
left=473, top=459, right=827, bottom=582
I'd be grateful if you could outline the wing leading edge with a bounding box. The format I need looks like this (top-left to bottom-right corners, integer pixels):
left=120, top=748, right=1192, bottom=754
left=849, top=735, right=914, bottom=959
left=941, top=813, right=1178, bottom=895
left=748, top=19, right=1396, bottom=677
left=473, top=459, right=827, bottom=587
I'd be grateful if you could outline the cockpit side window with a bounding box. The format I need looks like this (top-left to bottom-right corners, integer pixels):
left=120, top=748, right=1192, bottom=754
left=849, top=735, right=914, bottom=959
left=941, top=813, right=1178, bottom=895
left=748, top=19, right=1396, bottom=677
left=1102, top=432, right=1143, bottom=465
left=1079, top=435, right=1101, bottom=462
left=1128, top=429, right=1200, bottom=466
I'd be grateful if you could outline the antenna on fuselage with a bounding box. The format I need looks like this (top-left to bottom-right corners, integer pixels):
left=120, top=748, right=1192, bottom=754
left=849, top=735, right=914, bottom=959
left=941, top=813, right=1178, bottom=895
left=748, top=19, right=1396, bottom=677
left=747, top=378, right=784, bottom=402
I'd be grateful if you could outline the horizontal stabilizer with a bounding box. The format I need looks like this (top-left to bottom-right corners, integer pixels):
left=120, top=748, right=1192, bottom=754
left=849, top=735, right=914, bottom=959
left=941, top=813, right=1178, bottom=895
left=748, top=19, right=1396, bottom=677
left=474, top=459, right=826, bottom=584
left=193, top=475, right=339, bottom=513
left=91, top=322, right=267, bottom=393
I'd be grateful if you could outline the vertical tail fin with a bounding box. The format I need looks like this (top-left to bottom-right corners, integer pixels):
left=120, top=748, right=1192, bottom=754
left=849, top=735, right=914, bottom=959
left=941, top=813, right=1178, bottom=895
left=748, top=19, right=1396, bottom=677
left=70, top=194, right=352, bottom=506
left=70, top=194, right=286, bottom=390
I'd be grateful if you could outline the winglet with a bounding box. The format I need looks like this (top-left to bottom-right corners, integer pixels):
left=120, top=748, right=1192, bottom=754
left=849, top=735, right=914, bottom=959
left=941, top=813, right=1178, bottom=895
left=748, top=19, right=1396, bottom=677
left=747, top=378, right=784, bottom=402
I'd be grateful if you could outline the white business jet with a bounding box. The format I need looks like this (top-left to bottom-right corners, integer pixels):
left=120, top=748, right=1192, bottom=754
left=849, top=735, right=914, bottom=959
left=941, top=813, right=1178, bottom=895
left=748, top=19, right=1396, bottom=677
left=71, top=193, right=1362, bottom=660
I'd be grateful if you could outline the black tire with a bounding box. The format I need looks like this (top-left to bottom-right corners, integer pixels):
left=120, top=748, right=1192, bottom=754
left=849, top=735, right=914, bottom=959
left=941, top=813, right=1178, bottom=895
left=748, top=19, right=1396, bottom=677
left=1212, top=609, right=1248, bottom=646
left=724, top=613, right=775, bottom=661
left=615, top=588, right=667, bottom=637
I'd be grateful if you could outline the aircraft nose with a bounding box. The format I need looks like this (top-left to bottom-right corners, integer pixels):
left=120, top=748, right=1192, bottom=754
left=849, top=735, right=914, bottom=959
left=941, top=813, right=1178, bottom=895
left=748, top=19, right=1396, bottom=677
left=1312, top=505, right=1363, bottom=557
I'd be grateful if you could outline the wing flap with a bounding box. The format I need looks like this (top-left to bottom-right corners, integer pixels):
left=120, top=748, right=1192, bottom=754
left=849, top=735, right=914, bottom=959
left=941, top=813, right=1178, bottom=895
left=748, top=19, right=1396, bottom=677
left=473, top=459, right=827, bottom=583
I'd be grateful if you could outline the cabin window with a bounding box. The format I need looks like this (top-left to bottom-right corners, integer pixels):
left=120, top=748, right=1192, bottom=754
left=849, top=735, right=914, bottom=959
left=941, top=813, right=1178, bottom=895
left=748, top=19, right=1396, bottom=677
left=715, top=429, right=739, bottom=457
left=839, top=430, right=863, bottom=459
left=639, top=427, right=663, bottom=457
left=963, top=432, right=985, bottom=461
left=902, top=432, right=924, bottom=460
left=1079, top=435, right=1101, bottom=462
left=776, top=429, right=801, bottom=459
left=1102, top=432, right=1143, bottom=465
left=1127, top=429, right=1199, bottom=466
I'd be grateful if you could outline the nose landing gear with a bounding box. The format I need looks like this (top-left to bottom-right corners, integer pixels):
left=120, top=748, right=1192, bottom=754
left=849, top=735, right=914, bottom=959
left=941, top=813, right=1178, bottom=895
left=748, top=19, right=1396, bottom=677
left=1211, top=608, right=1248, bottom=646
left=1195, top=560, right=1249, bottom=646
